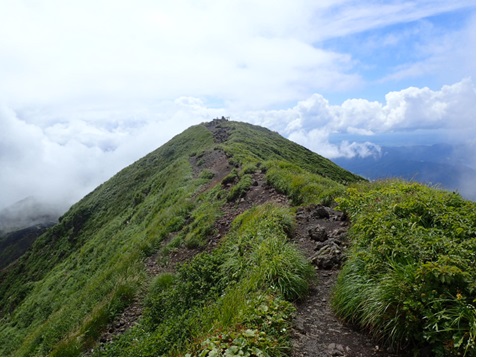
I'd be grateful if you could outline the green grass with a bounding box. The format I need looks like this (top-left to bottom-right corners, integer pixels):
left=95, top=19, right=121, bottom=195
left=217, top=121, right=363, bottom=185
left=332, top=179, right=476, bottom=356
left=0, top=124, right=215, bottom=356
left=3, top=119, right=472, bottom=357
left=0, top=120, right=353, bottom=356
left=4, top=119, right=471, bottom=357
left=227, top=173, right=254, bottom=202
left=264, top=160, right=347, bottom=206
left=96, top=203, right=314, bottom=357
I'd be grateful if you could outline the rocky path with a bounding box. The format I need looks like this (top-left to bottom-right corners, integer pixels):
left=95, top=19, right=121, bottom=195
left=292, top=270, right=380, bottom=357
left=93, top=119, right=392, bottom=356
left=290, top=205, right=389, bottom=356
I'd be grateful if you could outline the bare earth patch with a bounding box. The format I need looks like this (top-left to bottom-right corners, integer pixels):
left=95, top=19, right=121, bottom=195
left=290, top=205, right=391, bottom=357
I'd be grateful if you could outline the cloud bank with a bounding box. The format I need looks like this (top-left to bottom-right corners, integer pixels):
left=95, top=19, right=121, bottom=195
left=0, top=99, right=222, bottom=210
left=247, top=79, right=476, bottom=159
left=0, top=1, right=473, bottom=109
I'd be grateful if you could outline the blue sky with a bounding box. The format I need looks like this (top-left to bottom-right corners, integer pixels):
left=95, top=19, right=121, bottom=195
left=320, top=9, right=472, bottom=99
left=0, top=0, right=475, bottom=209
left=319, top=7, right=475, bottom=103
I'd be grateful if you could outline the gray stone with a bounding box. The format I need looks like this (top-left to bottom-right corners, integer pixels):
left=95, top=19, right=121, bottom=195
left=314, top=241, right=327, bottom=250
left=311, top=243, right=343, bottom=270
left=309, top=225, right=328, bottom=242
left=336, top=344, right=345, bottom=353
left=312, top=205, right=330, bottom=219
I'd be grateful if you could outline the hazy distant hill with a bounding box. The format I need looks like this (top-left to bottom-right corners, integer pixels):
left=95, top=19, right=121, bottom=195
left=0, top=196, right=59, bottom=235
left=334, top=143, right=476, bottom=200
left=0, top=197, right=58, bottom=270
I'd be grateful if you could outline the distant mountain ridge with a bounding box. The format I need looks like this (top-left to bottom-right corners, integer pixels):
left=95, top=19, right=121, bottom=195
left=333, top=143, right=476, bottom=200
left=0, top=196, right=59, bottom=271
left=0, top=222, right=55, bottom=271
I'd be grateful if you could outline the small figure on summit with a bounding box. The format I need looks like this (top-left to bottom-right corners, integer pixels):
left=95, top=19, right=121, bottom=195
left=213, top=116, right=229, bottom=122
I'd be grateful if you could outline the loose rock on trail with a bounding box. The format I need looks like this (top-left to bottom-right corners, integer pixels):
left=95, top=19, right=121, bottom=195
left=290, top=205, right=389, bottom=357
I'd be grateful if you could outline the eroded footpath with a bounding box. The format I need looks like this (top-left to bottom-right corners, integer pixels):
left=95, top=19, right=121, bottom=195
left=290, top=205, right=391, bottom=356
left=94, top=120, right=392, bottom=356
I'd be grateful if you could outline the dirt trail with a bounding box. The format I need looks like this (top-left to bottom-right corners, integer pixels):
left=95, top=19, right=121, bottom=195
left=290, top=205, right=390, bottom=357
left=202, top=119, right=389, bottom=356
left=94, top=119, right=391, bottom=356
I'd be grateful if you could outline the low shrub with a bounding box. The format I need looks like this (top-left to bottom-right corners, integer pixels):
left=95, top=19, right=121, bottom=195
left=199, top=169, right=215, bottom=180
left=193, top=294, right=295, bottom=357
left=240, top=162, right=258, bottom=175
left=333, top=180, right=476, bottom=356
left=221, top=168, right=238, bottom=186
left=227, top=174, right=253, bottom=202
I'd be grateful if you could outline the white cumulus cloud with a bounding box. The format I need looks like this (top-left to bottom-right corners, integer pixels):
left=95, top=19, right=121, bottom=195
left=247, top=78, right=476, bottom=158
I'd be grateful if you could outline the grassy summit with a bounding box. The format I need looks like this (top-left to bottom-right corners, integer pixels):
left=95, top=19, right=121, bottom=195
left=0, top=119, right=474, bottom=356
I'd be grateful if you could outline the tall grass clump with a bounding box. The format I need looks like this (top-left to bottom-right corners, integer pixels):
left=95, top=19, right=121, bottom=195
left=224, top=204, right=315, bottom=301
left=264, top=160, right=346, bottom=206
left=333, top=179, right=476, bottom=356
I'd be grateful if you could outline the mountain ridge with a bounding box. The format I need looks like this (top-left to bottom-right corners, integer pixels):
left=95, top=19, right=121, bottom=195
left=0, top=119, right=474, bottom=357
left=0, top=119, right=363, bottom=356
left=0, top=196, right=59, bottom=235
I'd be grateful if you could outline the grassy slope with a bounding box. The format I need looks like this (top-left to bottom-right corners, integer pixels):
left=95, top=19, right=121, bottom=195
left=219, top=121, right=361, bottom=185
left=0, top=124, right=215, bottom=355
left=99, top=203, right=314, bottom=356
left=0, top=224, right=52, bottom=270
left=0, top=120, right=358, bottom=356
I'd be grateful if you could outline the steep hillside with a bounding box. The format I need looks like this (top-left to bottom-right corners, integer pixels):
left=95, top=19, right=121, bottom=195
left=0, top=222, right=55, bottom=270
left=0, top=119, right=361, bottom=356
left=0, top=119, right=474, bottom=357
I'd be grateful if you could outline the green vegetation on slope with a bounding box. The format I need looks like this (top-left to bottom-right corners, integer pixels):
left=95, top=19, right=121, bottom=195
left=0, top=224, right=53, bottom=270
left=333, top=180, right=476, bottom=356
left=217, top=121, right=362, bottom=185
left=0, top=120, right=354, bottom=356
left=0, top=124, right=216, bottom=356
left=264, top=160, right=346, bottom=206
left=98, top=204, right=314, bottom=356
left=2, top=119, right=472, bottom=357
